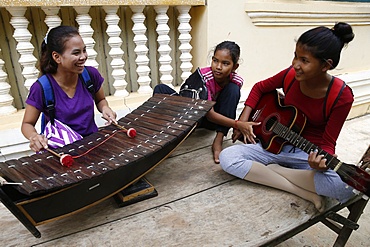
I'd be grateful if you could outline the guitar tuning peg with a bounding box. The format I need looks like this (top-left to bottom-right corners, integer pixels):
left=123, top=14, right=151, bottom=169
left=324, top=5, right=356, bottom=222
left=351, top=189, right=369, bottom=200
left=352, top=189, right=361, bottom=195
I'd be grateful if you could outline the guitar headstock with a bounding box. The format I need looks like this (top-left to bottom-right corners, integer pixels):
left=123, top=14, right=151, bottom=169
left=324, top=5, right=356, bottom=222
left=336, top=161, right=370, bottom=198
left=350, top=146, right=370, bottom=199
left=358, top=154, right=370, bottom=171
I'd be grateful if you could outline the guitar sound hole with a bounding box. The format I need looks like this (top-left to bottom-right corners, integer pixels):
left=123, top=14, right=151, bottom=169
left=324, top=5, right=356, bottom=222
left=266, top=117, right=277, bottom=131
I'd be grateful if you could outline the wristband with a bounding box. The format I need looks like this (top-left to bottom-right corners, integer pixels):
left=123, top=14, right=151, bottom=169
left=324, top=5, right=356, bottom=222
left=234, top=120, right=239, bottom=130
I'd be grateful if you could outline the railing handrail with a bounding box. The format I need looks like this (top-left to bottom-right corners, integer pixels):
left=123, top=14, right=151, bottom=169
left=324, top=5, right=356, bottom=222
left=0, top=0, right=205, bottom=7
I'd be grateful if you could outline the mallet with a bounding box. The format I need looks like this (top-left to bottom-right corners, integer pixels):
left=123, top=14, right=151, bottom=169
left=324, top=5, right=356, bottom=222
left=46, top=148, right=74, bottom=167
left=111, top=122, right=137, bottom=138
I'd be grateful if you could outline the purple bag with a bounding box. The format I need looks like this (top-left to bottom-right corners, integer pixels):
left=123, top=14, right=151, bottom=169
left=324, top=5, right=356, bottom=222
left=44, top=119, right=82, bottom=148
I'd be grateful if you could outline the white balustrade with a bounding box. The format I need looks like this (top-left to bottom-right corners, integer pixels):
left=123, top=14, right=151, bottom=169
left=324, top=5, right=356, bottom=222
left=104, top=6, right=129, bottom=97
left=131, top=6, right=152, bottom=94
left=154, top=5, right=173, bottom=88
left=75, top=6, right=99, bottom=68
left=177, top=6, right=193, bottom=84
left=7, top=7, right=40, bottom=91
left=42, top=7, right=61, bottom=33
left=0, top=4, right=197, bottom=111
left=0, top=51, right=16, bottom=115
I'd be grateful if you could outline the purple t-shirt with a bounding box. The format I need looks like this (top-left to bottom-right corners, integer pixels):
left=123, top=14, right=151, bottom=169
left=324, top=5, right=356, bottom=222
left=26, top=66, right=104, bottom=137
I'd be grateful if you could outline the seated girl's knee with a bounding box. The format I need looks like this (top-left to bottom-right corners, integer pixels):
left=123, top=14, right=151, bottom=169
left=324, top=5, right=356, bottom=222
left=219, top=151, right=245, bottom=178
left=153, top=84, right=168, bottom=94
left=153, top=84, right=179, bottom=95
left=224, top=82, right=240, bottom=94
left=219, top=149, right=229, bottom=170
left=219, top=83, right=240, bottom=102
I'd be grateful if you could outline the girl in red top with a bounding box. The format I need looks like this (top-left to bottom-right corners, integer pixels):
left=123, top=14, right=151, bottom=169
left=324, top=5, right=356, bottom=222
left=219, top=22, right=355, bottom=212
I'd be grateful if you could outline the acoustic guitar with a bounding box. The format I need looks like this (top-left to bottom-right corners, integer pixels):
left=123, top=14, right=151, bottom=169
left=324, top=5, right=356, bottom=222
left=249, top=90, right=370, bottom=197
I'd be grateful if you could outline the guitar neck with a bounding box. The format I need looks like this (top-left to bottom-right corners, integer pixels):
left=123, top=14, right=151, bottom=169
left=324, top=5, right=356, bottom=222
left=271, top=121, right=340, bottom=170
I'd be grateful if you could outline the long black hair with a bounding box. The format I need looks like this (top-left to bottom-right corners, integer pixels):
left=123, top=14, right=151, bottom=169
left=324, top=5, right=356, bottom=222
left=39, top=26, right=80, bottom=75
left=297, top=22, right=354, bottom=69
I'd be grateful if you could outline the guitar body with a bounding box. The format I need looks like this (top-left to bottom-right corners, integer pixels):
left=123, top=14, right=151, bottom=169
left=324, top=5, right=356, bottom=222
left=249, top=91, right=307, bottom=154
left=248, top=91, right=370, bottom=196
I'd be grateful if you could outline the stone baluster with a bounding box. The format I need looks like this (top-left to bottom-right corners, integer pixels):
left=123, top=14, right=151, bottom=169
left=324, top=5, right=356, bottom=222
left=42, top=7, right=61, bottom=33
left=131, top=6, right=151, bottom=94
left=104, top=6, right=128, bottom=97
left=7, top=7, right=40, bottom=91
left=154, top=5, right=173, bottom=88
left=75, top=6, right=99, bottom=68
left=0, top=51, right=16, bottom=115
left=177, top=6, right=193, bottom=84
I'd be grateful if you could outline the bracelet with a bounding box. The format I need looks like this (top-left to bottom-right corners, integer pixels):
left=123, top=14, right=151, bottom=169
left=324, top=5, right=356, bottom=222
left=234, top=120, right=239, bottom=130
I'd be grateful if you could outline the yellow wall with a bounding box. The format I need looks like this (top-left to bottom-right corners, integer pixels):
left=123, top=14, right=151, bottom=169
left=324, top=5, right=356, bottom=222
left=190, top=0, right=370, bottom=117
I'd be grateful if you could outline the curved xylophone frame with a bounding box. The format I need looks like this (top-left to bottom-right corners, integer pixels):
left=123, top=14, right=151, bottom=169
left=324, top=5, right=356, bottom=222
left=0, top=94, right=215, bottom=238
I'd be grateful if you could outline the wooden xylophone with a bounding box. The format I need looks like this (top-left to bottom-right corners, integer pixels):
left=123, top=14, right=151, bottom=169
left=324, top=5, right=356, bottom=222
left=0, top=94, right=215, bottom=238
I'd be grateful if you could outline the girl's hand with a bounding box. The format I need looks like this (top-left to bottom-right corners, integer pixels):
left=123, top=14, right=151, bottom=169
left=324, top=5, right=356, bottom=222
left=232, top=128, right=242, bottom=143
left=235, top=121, right=261, bottom=144
left=308, top=149, right=329, bottom=171
left=102, top=107, right=117, bottom=125
left=29, top=133, right=48, bottom=152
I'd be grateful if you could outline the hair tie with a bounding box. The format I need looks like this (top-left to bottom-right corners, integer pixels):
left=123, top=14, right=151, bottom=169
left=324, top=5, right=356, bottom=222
left=331, top=28, right=338, bottom=36
left=44, top=33, right=48, bottom=44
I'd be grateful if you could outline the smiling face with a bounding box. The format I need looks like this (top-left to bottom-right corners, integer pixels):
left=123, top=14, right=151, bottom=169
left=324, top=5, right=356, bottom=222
left=292, top=43, right=328, bottom=84
left=52, top=35, right=87, bottom=74
left=211, top=49, right=238, bottom=85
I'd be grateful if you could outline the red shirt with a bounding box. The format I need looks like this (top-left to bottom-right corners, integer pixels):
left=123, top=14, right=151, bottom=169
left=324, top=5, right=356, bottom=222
left=245, top=67, right=354, bottom=154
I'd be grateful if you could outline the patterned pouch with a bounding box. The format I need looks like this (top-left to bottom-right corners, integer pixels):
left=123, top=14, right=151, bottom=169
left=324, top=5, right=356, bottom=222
left=44, top=119, right=82, bottom=148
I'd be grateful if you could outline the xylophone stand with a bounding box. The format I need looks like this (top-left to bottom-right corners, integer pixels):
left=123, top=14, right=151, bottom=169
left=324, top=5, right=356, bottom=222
left=113, top=177, right=158, bottom=207
left=0, top=188, right=41, bottom=238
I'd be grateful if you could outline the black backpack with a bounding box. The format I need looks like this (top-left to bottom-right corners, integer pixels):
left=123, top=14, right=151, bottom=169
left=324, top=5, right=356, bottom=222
left=179, top=68, right=208, bottom=100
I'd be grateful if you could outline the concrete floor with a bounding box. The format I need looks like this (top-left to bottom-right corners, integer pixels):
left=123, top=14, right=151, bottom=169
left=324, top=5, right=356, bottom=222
left=0, top=114, right=369, bottom=246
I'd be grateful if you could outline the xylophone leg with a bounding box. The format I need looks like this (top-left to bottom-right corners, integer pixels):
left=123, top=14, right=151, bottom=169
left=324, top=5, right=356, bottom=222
left=0, top=188, right=41, bottom=238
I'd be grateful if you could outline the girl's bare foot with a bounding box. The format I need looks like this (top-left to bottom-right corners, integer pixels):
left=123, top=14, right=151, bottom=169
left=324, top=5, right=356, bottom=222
left=312, top=194, right=326, bottom=213
left=212, top=132, right=224, bottom=164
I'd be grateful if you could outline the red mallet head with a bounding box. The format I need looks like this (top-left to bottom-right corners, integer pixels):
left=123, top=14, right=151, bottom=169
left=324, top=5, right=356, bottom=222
left=60, top=154, right=74, bottom=167
left=127, top=128, right=137, bottom=138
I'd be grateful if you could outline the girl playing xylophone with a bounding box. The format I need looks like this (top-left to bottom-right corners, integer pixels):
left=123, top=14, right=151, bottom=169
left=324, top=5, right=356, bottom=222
left=22, top=25, right=117, bottom=153
left=154, top=41, right=244, bottom=164
left=219, top=23, right=355, bottom=212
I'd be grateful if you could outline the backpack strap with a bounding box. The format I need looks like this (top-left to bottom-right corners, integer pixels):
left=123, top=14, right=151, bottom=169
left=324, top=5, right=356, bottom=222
left=282, top=66, right=296, bottom=94
left=282, top=66, right=345, bottom=120
left=80, top=67, right=94, bottom=97
left=323, top=77, right=346, bottom=120
left=37, top=74, right=55, bottom=134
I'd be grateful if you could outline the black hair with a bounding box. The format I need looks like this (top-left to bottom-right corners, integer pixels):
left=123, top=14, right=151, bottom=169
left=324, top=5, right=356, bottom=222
left=39, top=26, right=80, bottom=75
left=297, top=22, right=354, bottom=69
left=214, top=41, right=241, bottom=65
